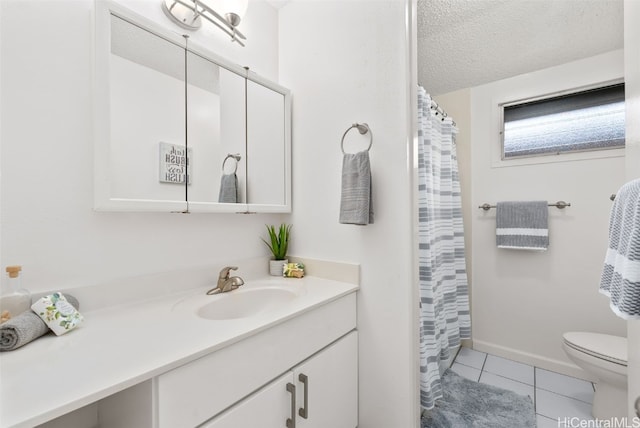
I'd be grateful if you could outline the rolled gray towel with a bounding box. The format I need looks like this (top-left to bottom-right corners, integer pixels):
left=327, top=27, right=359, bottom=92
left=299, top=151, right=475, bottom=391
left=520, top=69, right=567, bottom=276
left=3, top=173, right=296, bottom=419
left=0, top=294, right=79, bottom=352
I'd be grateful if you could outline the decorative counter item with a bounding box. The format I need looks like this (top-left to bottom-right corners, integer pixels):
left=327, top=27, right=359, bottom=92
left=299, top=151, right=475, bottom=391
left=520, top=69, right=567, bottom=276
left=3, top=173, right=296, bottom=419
left=262, top=223, right=291, bottom=276
left=283, top=263, right=305, bottom=278
left=31, top=292, right=83, bottom=336
left=0, top=295, right=80, bottom=351
left=0, top=266, right=31, bottom=324
left=269, top=259, right=287, bottom=277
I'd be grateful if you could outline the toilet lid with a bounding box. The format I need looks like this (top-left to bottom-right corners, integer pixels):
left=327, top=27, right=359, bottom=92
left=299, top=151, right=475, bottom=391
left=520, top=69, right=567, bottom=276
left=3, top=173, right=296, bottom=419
left=563, top=332, right=627, bottom=366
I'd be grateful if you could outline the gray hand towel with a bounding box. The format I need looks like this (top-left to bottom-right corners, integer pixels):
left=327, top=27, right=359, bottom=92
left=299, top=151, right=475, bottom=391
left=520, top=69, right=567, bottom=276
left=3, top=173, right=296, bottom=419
left=0, top=294, right=79, bottom=351
left=339, top=151, right=374, bottom=225
left=218, top=173, right=238, bottom=203
left=496, top=201, right=548, bottom=250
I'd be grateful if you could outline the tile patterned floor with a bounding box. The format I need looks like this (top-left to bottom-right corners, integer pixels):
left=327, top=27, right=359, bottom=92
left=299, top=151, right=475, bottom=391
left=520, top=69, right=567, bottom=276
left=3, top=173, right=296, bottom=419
left=450, top=347, right=596, bottom=427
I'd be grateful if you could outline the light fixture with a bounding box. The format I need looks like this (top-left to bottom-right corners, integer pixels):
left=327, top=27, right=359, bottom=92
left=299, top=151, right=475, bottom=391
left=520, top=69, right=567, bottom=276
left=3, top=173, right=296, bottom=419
left=161, top=0, right=248, bottom=46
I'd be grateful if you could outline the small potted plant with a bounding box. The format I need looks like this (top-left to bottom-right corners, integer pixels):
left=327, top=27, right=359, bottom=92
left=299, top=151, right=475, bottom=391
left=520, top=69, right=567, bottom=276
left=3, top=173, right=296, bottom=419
left=262, top=223, right=292, bottom=276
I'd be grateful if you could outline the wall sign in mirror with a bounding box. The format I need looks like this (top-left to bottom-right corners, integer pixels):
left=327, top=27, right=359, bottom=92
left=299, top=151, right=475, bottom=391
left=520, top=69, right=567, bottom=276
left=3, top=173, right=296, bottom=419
left=159, top=142, right=191, bottom=185
left=94, top=1, right=291, bottom=213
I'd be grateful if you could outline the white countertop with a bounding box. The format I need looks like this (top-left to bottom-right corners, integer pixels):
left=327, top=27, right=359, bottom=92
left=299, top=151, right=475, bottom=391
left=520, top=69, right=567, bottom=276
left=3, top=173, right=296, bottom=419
left=0, top=274, right=358, bottom=428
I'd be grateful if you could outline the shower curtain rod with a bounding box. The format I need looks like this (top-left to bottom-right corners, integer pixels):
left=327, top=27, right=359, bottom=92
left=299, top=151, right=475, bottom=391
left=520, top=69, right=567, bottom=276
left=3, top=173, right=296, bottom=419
left=429, top=99, right=456, bottom=127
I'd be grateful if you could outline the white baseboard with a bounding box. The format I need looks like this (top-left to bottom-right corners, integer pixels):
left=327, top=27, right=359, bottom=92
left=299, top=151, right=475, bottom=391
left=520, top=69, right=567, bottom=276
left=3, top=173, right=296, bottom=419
left=472, top=339, right=595, bottom=382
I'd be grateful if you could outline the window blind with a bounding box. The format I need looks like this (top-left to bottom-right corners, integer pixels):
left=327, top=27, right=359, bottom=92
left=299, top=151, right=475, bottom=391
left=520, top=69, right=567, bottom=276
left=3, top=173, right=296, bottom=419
left=502, top=83, right=625, bottom=159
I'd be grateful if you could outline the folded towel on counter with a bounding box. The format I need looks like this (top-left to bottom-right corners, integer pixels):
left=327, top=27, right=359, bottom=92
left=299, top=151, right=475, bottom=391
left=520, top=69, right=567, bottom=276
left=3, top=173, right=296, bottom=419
left=339, top=151, right=374, bottom=225
left=0, top=294, right=79, bottom=351
left=496, top=201, right=549, bottom=250
left=600, top=179, right=640, bottom=320
left=218, top=173, right=238, bottom=203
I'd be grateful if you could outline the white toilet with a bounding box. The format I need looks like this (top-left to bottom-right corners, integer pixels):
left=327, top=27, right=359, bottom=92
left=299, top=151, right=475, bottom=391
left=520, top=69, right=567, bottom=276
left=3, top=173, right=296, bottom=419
left=563, top=332, right=628, bottom=420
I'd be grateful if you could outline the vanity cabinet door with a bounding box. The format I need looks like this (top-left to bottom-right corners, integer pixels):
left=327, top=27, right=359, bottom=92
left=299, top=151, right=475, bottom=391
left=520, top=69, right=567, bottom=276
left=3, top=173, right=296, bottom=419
left=199, top=331, right=358, bottom=428
left=200, top=373, right=293, bottom=428
left=295, top=331, right=358, bottom=428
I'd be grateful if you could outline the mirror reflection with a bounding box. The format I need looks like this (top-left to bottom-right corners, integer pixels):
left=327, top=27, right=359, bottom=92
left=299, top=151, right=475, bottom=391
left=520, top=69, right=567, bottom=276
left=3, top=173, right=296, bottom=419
left=98, top=8, right=291, bottom=212
left=186, top=51, right=246, bottom=205
left=246, top=80, right=286, bottom=206
left=110, top=15, right=186, bottom=203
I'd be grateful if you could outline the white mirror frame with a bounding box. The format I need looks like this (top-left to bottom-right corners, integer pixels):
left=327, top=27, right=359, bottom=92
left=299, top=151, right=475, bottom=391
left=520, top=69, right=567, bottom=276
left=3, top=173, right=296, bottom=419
left=94, top=0, right=291, bottom=213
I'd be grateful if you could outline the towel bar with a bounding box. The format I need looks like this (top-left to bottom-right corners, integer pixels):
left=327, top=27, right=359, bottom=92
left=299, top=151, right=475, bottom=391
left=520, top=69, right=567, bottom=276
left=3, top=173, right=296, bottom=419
left=341, top=123, right=372, bottom=154
left=222, top=153, right=241, bottom=173
left=478, top=201, right=571, bottom=211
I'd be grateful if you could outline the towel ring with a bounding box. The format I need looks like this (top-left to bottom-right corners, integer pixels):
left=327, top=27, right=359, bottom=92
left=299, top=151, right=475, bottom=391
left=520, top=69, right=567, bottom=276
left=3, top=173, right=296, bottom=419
left=222, top=153, right=241, bottom=174
left=341, top=123, right=372, bottom=154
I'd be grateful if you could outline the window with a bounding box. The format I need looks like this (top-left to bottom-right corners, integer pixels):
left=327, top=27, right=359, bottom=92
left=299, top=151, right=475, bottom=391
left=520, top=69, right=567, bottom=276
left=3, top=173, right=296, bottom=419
left=501, top=83, right=625, bottom=159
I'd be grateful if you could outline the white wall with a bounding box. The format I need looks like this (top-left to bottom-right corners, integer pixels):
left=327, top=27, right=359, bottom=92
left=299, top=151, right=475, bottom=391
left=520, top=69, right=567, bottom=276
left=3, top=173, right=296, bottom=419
left=114, top=0, right=280, bottom=81
left=278, top=1, right=418, bottom=427
left=624, top=0, right=640, bottom=420
left=0, top=1, right=3, bottom=276
left=110, top=53, right=186, bottom=201
left=0, top=0, right=285, bottom=294
left=469, top=51, right=628, bottom=378
left=2, top=1, right=420, bottom=426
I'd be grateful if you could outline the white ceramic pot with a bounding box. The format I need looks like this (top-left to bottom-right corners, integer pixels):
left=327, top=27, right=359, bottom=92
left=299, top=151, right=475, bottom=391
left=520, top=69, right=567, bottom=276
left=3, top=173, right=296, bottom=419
left=269, top=259, right=288, bottom=276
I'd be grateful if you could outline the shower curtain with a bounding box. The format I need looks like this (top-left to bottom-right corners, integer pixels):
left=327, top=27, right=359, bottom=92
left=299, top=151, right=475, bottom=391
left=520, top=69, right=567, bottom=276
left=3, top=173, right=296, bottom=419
left=417, top=86, right=471, bottom=410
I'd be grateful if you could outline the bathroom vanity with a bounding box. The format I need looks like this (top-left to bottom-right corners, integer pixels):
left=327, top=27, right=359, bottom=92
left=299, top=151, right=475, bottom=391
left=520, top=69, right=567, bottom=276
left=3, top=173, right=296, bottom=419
left=0, top=265, right=359, bottom=428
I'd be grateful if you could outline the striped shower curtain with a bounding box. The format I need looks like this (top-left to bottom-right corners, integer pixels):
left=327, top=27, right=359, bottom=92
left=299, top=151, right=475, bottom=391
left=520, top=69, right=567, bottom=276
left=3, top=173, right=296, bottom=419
left=417, top=86, right=471, bottom=410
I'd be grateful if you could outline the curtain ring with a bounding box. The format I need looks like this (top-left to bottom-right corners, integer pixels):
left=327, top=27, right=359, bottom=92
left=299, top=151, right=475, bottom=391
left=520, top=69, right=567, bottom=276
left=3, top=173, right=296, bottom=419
left=341, top=123, right=372, bottom=154
left=222, top=153, right=241, bottom=174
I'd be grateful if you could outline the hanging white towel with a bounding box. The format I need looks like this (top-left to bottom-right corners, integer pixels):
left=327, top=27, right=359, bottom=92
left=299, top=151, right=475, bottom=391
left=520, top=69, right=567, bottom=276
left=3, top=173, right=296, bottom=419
left=599, top=179, right=640, bottom=320
left=339, top=151, right=374, bottom=225
left=496, top=201, right=549, bottom=250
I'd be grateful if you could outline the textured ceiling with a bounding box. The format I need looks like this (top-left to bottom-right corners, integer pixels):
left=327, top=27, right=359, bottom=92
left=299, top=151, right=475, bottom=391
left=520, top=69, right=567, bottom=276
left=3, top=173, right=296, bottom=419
left=417, top=0, right=624, bottom=96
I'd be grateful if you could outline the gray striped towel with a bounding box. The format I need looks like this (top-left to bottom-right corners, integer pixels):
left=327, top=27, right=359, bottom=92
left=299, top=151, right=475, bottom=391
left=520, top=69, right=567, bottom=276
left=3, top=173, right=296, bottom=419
left=339, top=151, right=374, bottom=225
left=496, top=201, right=548, bottom=250
left=599, top=179, right=640, bottom=320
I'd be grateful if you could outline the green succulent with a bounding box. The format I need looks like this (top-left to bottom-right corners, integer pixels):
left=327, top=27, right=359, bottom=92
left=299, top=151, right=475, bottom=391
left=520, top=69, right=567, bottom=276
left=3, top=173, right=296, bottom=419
left=262, top=223, right=291, bottom=260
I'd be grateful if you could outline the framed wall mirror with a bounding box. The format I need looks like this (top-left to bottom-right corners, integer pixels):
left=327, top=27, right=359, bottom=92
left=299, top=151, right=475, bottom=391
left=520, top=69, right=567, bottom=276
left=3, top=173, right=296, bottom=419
left=94, top=1, right=291, bottom=213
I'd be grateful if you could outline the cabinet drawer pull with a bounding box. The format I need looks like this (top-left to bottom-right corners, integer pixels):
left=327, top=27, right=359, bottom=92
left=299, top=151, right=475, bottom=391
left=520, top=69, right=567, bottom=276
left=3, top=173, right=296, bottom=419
left=298, top=373, right=309, bottom=419
left=286, top=382, right=296, bottom=428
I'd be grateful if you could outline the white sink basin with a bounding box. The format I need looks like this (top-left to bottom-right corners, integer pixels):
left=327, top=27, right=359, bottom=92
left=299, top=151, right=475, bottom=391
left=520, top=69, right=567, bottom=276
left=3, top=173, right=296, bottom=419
left=196, top=287, right=299, bottom=320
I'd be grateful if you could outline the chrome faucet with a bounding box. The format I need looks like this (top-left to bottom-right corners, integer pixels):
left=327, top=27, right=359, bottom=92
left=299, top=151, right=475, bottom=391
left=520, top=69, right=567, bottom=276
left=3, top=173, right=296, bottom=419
left=207, top=266, right=244, bottom=295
